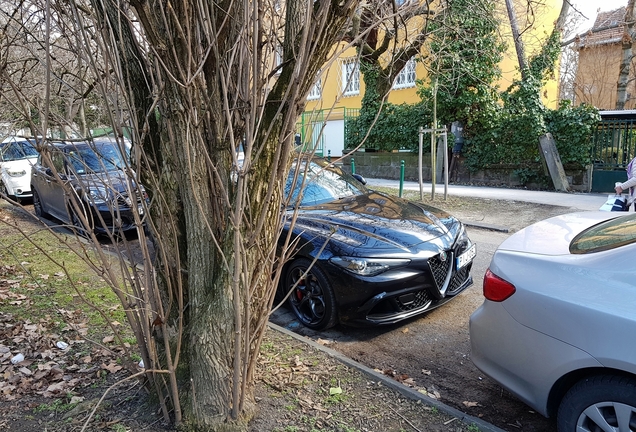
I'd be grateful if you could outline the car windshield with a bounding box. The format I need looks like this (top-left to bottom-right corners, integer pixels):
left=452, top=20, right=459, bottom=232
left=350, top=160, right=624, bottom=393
left=67, top=144, right=127, bottom=174
left=570, top=214, right=636, bottom=254
left=0, top=140, right=38, bottom=161
left=285, top=159, right=365, bottom=207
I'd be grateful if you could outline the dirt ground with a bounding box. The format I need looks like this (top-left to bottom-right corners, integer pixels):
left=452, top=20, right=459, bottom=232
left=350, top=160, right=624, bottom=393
left=0, top=194, right=576, bottom=431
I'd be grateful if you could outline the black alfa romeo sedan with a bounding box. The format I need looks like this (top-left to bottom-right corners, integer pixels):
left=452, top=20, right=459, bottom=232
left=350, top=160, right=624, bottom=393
left=278, top=158, right=476, bottom=330
left=31, top=139, right=147, bottom=235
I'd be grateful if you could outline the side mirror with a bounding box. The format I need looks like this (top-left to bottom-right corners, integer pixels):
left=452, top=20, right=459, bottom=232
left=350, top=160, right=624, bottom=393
left=352, top=173, right=367, bottom=185
left=45, top=167, right=66, bottom=181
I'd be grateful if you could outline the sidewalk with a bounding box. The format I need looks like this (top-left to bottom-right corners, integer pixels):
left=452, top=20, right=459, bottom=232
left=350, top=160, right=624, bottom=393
left=365, top=178, right=609, bottom=212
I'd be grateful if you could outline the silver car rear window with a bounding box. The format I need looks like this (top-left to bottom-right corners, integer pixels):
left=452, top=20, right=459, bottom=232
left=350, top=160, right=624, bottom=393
left=570, top=214, right=636, bottom=254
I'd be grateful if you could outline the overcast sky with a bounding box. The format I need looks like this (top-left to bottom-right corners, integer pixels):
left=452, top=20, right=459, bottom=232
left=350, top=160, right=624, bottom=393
left=572, top=0, right=628, bottom=32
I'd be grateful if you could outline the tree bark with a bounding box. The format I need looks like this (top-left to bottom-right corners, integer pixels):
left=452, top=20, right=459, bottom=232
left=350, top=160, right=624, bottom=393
left=505, top=0, right=527, bottom=77
left=89, top=0, right=360, bottom=429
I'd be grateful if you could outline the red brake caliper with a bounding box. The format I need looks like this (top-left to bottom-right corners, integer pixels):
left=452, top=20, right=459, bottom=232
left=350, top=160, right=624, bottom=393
left=295, top=278, right=304, bottom=300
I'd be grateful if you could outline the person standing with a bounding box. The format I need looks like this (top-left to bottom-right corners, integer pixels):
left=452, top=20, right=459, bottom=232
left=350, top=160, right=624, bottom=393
left=615, top=158, right=636, bottom=210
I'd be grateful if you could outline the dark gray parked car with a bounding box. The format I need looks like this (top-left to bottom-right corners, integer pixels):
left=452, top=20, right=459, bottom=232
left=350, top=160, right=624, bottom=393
left=31, top=139, right=147, bottom=234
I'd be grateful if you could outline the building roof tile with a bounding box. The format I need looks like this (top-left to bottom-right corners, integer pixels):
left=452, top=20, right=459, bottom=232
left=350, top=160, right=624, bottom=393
left=578, top=7, right=626, bottom=48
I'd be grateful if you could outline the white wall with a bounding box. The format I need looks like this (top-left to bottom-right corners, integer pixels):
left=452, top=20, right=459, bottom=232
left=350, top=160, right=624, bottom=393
left=321, top=119, right=344, bottom=157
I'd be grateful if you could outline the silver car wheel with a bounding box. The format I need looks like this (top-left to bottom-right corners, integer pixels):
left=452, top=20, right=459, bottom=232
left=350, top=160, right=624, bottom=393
left=576, top=402, right=636, bottom=432
left=557, top=375, right=636, bottom=432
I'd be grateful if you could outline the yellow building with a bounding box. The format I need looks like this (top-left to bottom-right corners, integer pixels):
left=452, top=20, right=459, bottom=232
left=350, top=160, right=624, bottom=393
left=299, top=0, right=561, bottom=157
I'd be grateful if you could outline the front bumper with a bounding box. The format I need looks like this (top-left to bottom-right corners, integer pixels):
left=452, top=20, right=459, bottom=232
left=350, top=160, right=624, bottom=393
left=88, top=203, right=144, bottom=233
left=332, top=258, right=474, bottom=326
left=2, top=175, right=32, bottom=198
left=357, top=272, right=473, bottom=325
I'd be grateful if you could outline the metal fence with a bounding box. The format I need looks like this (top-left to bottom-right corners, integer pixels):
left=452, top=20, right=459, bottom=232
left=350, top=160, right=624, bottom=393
left=589, top=118, right=636, bottom=191
left=591, top=119, right=636, bottom=170
left=343, top=107, right=360, bottom=150
left=296, top=111, right=325, bottom=156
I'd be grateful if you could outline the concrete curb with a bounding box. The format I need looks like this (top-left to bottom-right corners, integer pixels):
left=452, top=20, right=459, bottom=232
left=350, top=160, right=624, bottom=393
left=268, top=322, right=507, bottom=432
left=463, top=221, right=510, bottom=233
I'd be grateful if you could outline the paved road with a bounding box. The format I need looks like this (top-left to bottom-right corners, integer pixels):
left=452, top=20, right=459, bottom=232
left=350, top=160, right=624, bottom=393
left=365, top=178, right=609, bottom=211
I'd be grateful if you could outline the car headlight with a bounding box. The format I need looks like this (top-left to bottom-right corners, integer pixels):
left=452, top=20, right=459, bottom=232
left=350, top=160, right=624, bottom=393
left=329, top=257, right=411, bottom=276
left=7, top=169, right=27, bottom=177
left=454, top=224, right=472, bottom=250
left=86, top=187, right=108, bottom=204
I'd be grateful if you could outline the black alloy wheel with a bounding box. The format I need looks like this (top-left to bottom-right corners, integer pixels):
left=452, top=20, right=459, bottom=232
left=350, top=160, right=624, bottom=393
left=32, top=189, right=49, bottom=218
left=285, top=258, right=337, bottom=331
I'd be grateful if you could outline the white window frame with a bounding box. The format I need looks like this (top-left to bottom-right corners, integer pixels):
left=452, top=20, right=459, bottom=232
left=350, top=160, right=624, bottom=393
left=341, top=58, right=360, bottom=96
left=274, top=45, right=283, bottom=75
left=392, top=58, right=417, bottom=89
left=307, top=76, right=321, bottom=100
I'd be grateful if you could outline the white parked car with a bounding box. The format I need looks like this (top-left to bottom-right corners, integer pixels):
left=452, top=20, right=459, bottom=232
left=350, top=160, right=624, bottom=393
left=470, top=211, right=636, bottom=432
left=0, top=137, right=39, bottom=201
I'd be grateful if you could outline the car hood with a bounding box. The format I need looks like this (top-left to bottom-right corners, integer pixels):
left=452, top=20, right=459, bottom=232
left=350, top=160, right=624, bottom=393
left=286, top=191, right=459, bottom=253
left=497, top=211, right=623, bottom=255
left=75, top=170, right=136, bottom=194
left=1, top=158, right=37, bottom=172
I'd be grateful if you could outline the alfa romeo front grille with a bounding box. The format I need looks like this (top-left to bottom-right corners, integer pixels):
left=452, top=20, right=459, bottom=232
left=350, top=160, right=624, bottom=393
left=428, top=252, right=453, bottom=289
left=447, top=266, right=471, bottom=295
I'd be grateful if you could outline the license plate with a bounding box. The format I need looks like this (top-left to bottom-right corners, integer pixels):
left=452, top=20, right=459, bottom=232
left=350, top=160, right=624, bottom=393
left=456, top=244, right=476, bottom=270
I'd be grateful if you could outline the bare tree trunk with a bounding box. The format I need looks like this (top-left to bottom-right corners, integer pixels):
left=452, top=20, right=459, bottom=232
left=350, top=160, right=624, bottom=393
left=505, top=0, right=527, bottom=77
left=616, top=0, right=636, bottom=110
left=555, top=0, right=570, bottom=31
left=3, top=0, right=359, bottom=429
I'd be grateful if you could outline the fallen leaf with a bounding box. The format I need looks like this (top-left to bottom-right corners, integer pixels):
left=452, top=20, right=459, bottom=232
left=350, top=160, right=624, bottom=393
left=463, top=401, right=480, bottom=408
left=422, top=369, right=431, bottom=375
left=102, top=336, right=114, bottom=344
left=329, top=387, right=342, bottom=395
left=70, top=396, right=84, bottom=404
left=401, top=328, right=409, bottom=333
left=101, top=362, right=122, bottom=373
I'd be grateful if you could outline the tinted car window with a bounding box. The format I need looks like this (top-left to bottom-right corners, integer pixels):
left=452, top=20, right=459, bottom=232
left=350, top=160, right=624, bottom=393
left=67, top=144, right=126, bottom=174
left=285, top=160, right=365, bottom=207
left=0, top=140, right=38, bottom=161
left=570, top=214, right=636, bottom=254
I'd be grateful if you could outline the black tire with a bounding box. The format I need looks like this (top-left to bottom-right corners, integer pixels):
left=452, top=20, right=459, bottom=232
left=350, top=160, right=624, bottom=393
left=284, top=258, right=338, bottom=330
left=557, top=375, right=636, bottom=432
left=32, top=189, right=49, bottom=218
left=0, top=181, right=9, bottom=200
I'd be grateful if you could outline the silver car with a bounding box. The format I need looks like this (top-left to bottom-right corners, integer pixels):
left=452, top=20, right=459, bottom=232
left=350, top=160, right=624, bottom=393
left=470, top=211, right=636, bottom=432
